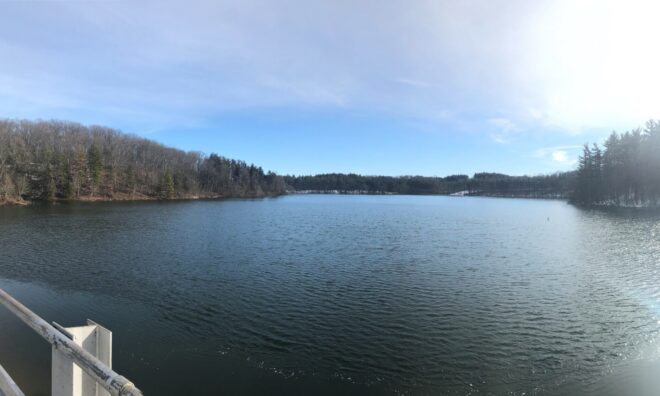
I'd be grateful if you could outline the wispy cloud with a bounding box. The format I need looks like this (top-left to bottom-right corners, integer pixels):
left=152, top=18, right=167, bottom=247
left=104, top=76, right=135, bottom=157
left=1, top=0, right=658, bottom=137
left=489, top=118, right=517, bottom=132
left=488, top=117, right=518, bottom=144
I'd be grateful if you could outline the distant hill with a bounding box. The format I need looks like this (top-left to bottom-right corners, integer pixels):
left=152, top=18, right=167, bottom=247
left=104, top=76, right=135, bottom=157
left=0, top=119, right=286, bottom=204
left=284, top=172, right=576, bottom=198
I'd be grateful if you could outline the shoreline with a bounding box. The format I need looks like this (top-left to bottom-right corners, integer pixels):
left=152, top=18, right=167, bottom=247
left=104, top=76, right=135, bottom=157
left=0, top=192, right=285, bottom=207
left=0, top=191, right=571, bottom=206
left=291, top=190, right=569, bottom=200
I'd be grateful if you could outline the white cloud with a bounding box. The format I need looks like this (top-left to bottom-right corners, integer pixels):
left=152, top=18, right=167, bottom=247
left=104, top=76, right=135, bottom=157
left=533, top=145, right=581, bottom=158
left=551, top=150, right=569, bottom=163
left=533, top=145, right=581, bottom=166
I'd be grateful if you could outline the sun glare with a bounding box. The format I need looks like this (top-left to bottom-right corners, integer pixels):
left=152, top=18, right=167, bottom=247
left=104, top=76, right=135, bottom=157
left=527, top=0, right=660, bottom=129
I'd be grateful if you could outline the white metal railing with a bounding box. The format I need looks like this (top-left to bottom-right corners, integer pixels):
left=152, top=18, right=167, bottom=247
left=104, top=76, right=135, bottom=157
left=0, top=288, right=143, bottom=396
left=0, top=362, right=25, bottom=396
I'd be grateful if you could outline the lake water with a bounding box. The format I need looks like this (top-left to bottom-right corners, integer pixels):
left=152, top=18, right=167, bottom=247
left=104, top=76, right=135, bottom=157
left=1, top=195, right=660, bottom=395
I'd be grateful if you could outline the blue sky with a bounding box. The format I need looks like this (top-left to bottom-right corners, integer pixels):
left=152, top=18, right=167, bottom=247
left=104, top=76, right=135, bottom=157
left=2, top=0, right=660, bottom=176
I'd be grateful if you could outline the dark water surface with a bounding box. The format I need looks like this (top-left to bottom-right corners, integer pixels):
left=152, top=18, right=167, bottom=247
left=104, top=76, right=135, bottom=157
left=1, top=195, right=660, bottom=395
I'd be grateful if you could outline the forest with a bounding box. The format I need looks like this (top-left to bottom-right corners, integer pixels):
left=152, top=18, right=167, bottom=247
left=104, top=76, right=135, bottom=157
left=284, top=171, right=575, bottom=198
left=0, top=119, right=286, bottom=204
left=9, top=117, right=659, bottom=207
left=573, top=120, right=660, bottom=206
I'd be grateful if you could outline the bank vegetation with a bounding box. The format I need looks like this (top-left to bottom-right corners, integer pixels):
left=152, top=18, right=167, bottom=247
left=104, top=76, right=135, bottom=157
left=0, top=120, right=286, bottom=205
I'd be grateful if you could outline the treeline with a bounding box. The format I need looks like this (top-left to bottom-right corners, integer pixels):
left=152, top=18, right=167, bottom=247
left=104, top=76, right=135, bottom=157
left=574, top=120, right=660, bottom=206
left=0, top=119, right=286, bottom=204
left=284, top=172, right=575, bottom=198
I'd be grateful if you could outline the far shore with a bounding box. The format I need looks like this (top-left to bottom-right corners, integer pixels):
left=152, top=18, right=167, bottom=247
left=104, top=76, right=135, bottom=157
left=1, top=190, right=574, bottom=207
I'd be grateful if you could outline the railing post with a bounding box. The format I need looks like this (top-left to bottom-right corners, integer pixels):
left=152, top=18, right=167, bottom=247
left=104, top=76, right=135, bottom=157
left=52, top=321, right=113, bottom=396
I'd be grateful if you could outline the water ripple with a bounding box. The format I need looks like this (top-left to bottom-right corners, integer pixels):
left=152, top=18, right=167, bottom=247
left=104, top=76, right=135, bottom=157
left=1, top=197, right=660, bottom=395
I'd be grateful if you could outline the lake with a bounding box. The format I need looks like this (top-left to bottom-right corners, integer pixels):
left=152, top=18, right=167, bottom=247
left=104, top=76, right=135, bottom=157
left=1, top=195, right=660, bottom=395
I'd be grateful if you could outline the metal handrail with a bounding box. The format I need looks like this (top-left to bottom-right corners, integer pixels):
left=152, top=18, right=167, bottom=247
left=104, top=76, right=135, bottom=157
left=0, top=288, right=143, bottom=396
left=0, top=362, right=25, bottom=396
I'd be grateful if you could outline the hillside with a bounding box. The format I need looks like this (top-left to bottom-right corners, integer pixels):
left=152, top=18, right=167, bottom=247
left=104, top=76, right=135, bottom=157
left=0, top=120, right=286, bottom=205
